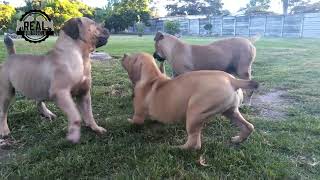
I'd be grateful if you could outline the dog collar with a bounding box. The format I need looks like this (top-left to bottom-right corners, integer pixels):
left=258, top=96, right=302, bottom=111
left=153, top=52, right=166, bottom=62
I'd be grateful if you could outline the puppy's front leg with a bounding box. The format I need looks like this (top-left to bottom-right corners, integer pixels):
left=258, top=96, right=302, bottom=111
left=128, top=95, right=146, bottom=125
left=159, top=62, right=165, bottom=74
left=53, top=90, right=82, bottom=143
left=77, top=91, right=106, bottom=134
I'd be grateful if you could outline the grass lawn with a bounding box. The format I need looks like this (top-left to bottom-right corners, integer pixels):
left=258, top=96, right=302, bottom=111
left=0, top=35, right=319, bottom=179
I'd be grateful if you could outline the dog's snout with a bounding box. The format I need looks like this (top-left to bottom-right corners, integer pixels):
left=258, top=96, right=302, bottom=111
left=102, top=28, right=110, bottom=37
left=153, top=52, right=166, bottom=62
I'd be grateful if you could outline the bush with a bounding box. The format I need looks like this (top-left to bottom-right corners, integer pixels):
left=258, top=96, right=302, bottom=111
left=135, top=22, right=145, bottom=37
left=164, top=21, right=180, bottom=35
left=204, top=24, right=213, bottom=35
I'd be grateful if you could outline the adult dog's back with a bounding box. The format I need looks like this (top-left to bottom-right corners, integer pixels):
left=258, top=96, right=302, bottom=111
left=153, top=32, right=258, bottom=103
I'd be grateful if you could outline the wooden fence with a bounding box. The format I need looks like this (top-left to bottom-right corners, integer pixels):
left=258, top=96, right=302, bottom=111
left=130, top=13, right=320, bottom=38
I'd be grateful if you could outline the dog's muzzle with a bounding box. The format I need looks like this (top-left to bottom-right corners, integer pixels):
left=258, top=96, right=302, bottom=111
left=96, top=36, right=108, bottom=48
left=96, top=28, right=109, bottom=48
left=153, top=52, right=166, bottom=62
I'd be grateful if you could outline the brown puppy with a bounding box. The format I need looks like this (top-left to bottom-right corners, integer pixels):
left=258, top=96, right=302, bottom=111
left=153, top=32, right=258, bottom=104
left=0, top=17, right=109, bottom=143
left=122, top=53, right=258, bottom=150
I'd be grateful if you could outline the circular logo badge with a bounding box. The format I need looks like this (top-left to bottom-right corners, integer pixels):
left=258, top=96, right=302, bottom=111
left=16, top=10, right=54, bottom=43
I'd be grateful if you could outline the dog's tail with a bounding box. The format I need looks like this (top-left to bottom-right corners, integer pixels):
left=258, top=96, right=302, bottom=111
left=231, top=78, right=259, bottom=90
left=248, top=33, right=261, bottom=44
left=4, top=35, right=16, bottom=55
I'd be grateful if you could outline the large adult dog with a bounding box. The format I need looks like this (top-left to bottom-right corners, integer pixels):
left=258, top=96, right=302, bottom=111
left=121, top=53, right=258, bottom=150
left=0, top=17, right=109, bottom=143
left=153, top=32, right=258, bottom=104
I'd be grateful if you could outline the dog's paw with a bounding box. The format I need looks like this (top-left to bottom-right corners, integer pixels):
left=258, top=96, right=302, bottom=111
left=40, top=112, right=57, bottom=121
left=127, top=118, right=144, bottom=125
left=67, top=130, right=80, bottom=143
left=127, top=118, right=134, bottom=124
left=93, top=126, right=106, bottom=134
left=0, top=127, right=10, bottom=137
left=231, top=136, right=243, bottom=144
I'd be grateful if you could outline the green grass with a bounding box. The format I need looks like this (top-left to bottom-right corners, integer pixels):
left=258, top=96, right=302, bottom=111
left=0, top=35, right=320, bottom=179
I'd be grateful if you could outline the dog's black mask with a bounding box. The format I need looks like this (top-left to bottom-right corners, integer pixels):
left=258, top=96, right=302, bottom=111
left=96, top=36, right=108, bottom=48
left=153, top=52, right=166, bottom=62
left=96, top=28, right=109, bottom=48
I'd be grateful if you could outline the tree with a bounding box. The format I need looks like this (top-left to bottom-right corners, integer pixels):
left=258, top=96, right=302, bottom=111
left=291, top=1, right=320, bottom=14
left=94, top=8, right=110, bottom=23
left=166, top=0, right=223, bottom=16
left=282, top=0, right=307, bottom=15
left=280, top=0, right=320, bottom=15
left=0, top=3, right=16, bottom=32
left=43, top=0, right=93, bottom=31
left=164, top=21, right=180, bottom=35
left=239, top=0, right=272, bottom=15
left=282, top=0, right=289, bottom=15
left=104, top=0, right=151, bottom=33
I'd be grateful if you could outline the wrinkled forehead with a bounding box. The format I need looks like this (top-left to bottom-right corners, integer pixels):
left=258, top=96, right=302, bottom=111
left=79, top=17, right=97, bottom=28
left=154, top=32, right=165, bottom=42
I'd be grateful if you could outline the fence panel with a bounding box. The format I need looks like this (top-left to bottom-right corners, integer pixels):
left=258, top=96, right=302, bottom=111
left=222, top=17, right=235, bottom=36
left=303, top=13, right=320, bottom=37
left=236, top=16, right=249, bottom=36
left=250, top=16, right=266, bottom=36
left=179, top=19, right=189, bottom=35
left=132, top=13, right=320, bottom=38
left=211, top=17, right=222, bottom=35
left=189, top=19, right=200, bottom=35
left=265, top=16, right=283, bottom=37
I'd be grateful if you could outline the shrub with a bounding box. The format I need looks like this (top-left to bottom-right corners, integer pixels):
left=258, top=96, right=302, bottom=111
left=136, top=22, right=145, bottom=37
left=164, top=21, right=180, bottom=35
left=204, top=24, right=213, bottom=35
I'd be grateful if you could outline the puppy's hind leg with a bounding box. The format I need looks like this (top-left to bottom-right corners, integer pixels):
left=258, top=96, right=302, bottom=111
left=37, top=101, right=57, bottom=121
left=224, top=108, right=254, bottom=144
left=179, top=110, right=206, bottom=150
left=0, top=83, right=14, bottom=137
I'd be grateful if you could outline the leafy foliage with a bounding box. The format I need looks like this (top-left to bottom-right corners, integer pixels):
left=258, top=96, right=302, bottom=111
left=164, top=21, right=180, bottom=35
left=239, top=0, right=274, bottom=15
left=104, top=0, right=151, bottom=33
left=43, top=0, right=93, bottom=31
left=136, top=22, right=145, bottom=36
left=166, top=0, right=224, bottom=16
left=290, top=1, right=320, bottom=14
left=0, top=3, right=16, bottom=32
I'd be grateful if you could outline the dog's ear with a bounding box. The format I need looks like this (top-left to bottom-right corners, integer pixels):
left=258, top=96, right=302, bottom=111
left=154, top=32, right=164, bottom=41
left=130, top=55, right=143, bottom=84
left=62, top=18, right=82, bottom=39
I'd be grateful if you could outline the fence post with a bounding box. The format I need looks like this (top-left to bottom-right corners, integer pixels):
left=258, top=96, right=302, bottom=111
left=281, top=15, right=285, bottom=37
left=233, top=16, right=236, bottom=36
left=248, top=15, right=251, bottom=37
left=220, top=16, right=223, bottom=36
left=208, top=16, right=211, bottom=36
left=300, top=15, right=304, bottom=38
left=162, top=20, right=165, bottom=32
left=198, top=18, right=201, bottom=35
left=264, top=15, right=267, bottom=37
left=188, top=19, right=191, bottom=35
left=212, top=17, right=215, bottom=36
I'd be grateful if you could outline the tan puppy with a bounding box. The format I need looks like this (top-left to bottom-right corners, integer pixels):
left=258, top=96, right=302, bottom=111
left=122, top=53, right=258, bottom=150
left=0, top=17, right=109, bottom=143
left=153, top=32, right=258, bottom=104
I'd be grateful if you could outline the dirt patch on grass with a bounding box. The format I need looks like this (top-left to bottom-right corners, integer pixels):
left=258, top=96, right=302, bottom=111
left=105, top=84, right=129, bottom=97
left=252, top=90, right=291, bottom=120
left=0, top=138, right=14, bottom=161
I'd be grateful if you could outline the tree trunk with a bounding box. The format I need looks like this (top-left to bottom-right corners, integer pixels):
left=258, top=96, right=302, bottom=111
left=282, top=0, right=289, bottom=15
